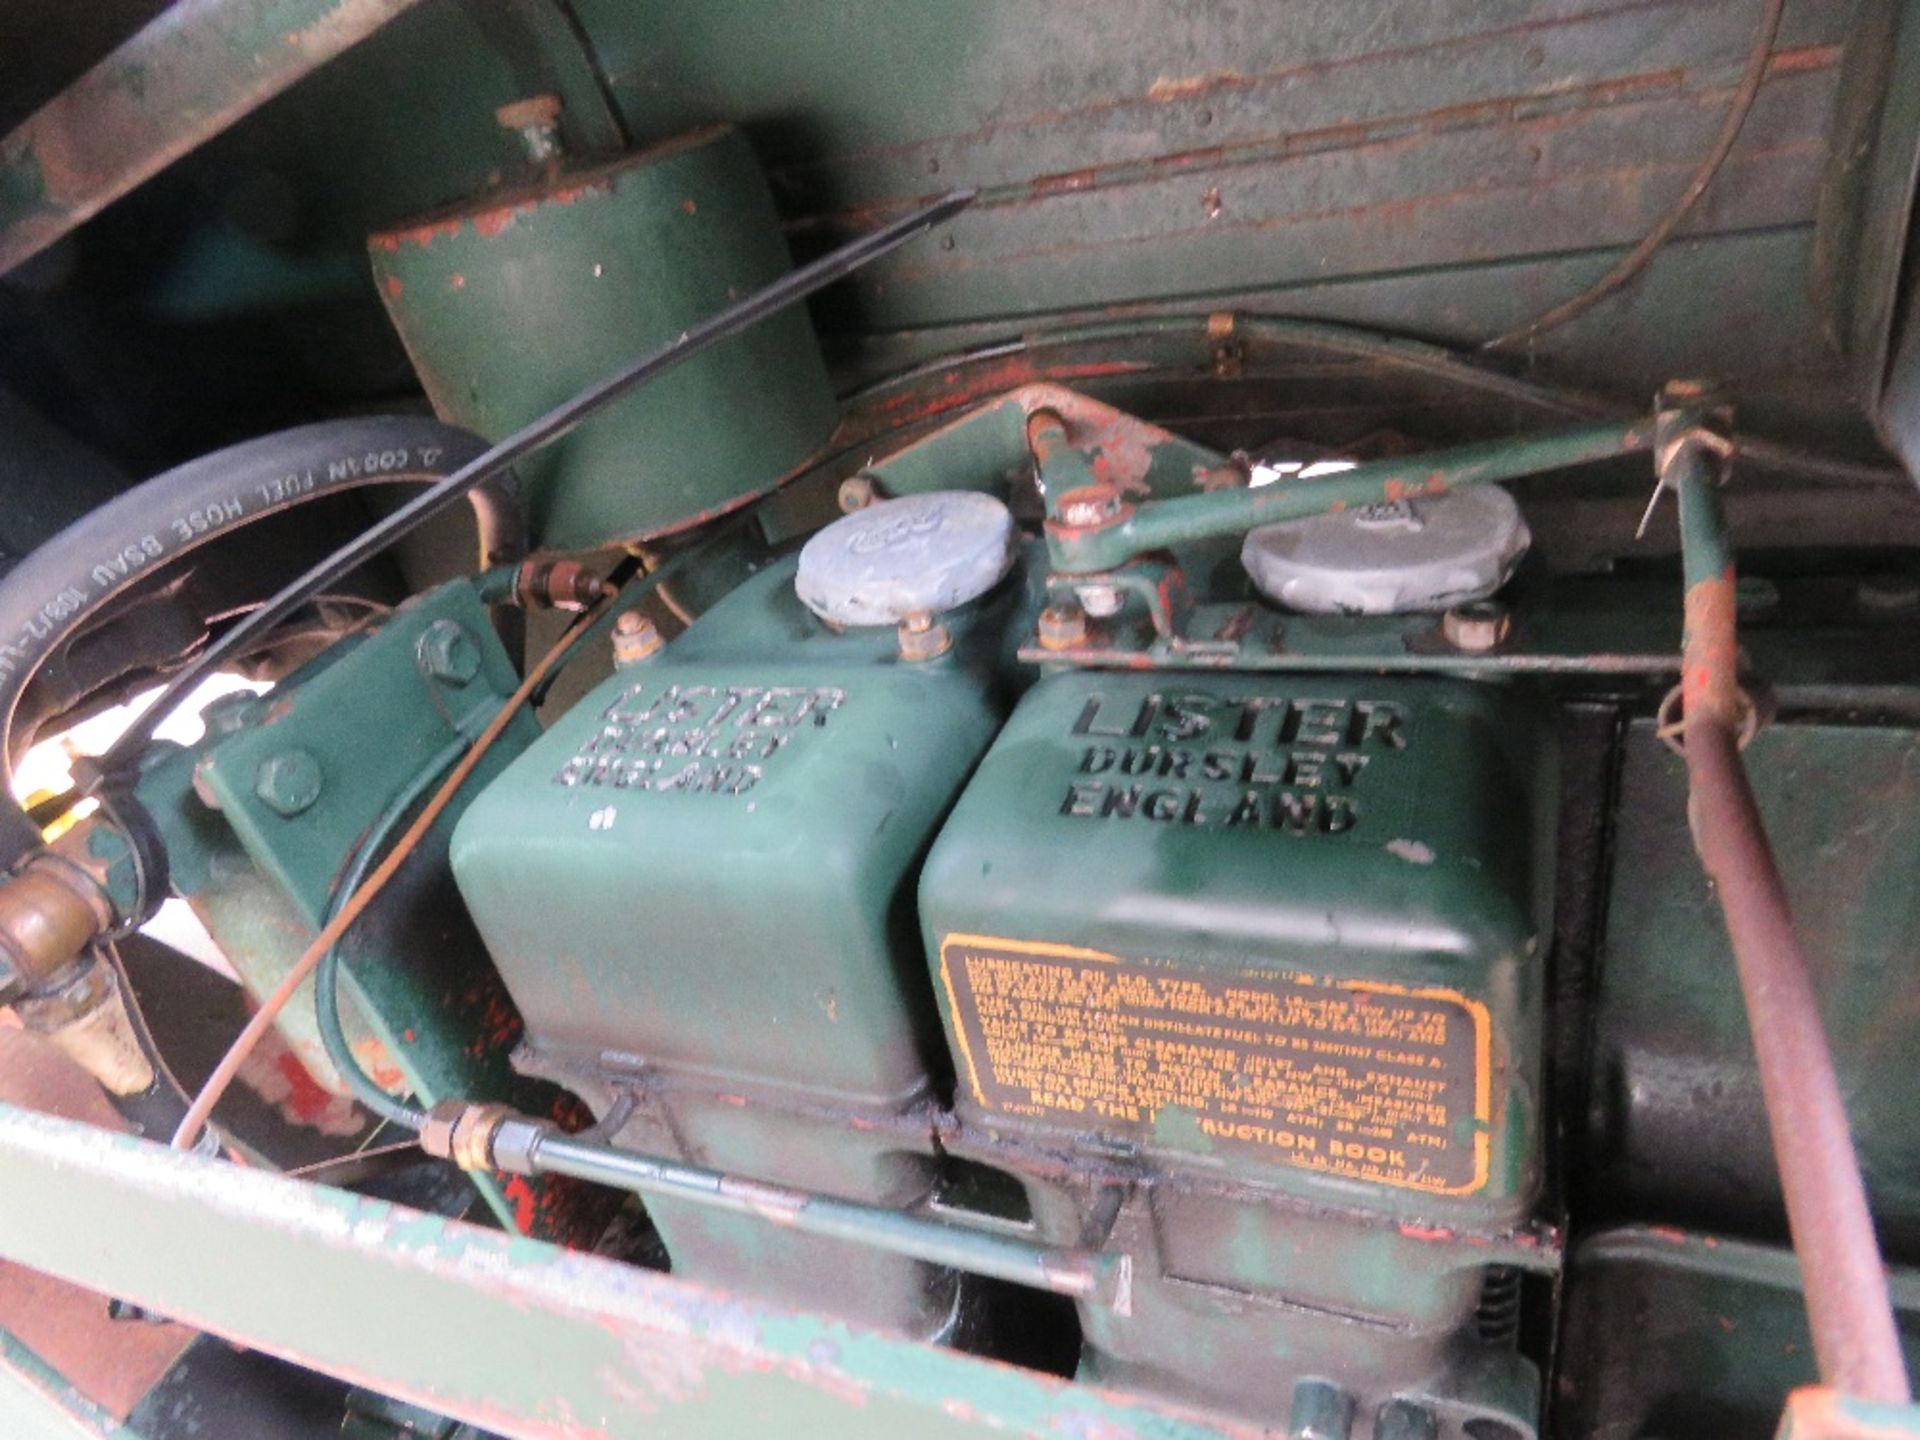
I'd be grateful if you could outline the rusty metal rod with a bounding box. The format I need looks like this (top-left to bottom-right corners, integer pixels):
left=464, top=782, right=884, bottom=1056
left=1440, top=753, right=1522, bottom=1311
left=516, top=1126, right=1133, bottom=1313
left=0, top=0, right=428, bottom=275
left=1667, top=420, right=1911, bottom=1403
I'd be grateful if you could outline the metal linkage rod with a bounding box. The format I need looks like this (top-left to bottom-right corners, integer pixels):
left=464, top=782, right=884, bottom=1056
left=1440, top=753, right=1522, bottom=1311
left=1043, top=417, right=1654, bottom=574
left=1663, top=394, right=1911, bottom=1404
left=426, top=1105, right=1130, bottom=1311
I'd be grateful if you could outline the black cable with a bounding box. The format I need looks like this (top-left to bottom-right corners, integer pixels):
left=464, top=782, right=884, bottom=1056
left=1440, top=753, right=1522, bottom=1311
left=90, top=188, right=975, bottom=796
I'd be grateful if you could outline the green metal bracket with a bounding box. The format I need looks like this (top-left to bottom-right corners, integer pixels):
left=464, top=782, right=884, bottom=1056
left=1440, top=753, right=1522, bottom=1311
left=136, top=581, right=601, bottom=1240
left=0, top=1102, right=1257, bottom=1440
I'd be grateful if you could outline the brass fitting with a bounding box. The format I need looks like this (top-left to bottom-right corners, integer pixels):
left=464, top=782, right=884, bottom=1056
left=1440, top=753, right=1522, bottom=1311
left=0, top=853, right=113, bottom=1005
left=514, top=559, right=609, bottom=613
left=420, top=1100, right=521, bottom=1172
left=14, top=956, right=155, bottom=1096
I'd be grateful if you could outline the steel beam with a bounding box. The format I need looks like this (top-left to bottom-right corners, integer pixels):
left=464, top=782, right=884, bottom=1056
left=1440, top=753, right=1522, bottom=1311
left=0, top=0, right=426, bottom=275
left=0, top=1103, right=1252, bottom=1440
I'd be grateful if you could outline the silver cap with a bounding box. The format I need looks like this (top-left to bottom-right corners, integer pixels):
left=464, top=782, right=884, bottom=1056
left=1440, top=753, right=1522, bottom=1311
left=1240, top=485, right=1530, bottom=615
left=796, top=490, right=1017, bottom=626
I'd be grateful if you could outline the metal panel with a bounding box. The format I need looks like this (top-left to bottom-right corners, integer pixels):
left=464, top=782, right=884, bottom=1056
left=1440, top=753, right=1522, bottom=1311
left=0, top=1102, right=1254, bottom=1440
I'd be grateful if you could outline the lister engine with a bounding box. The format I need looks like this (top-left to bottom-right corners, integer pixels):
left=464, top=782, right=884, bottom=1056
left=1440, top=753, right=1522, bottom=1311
left=449, top=458, right=1550, bottom=1429
left=2, top=46, right=1918, bottom=1438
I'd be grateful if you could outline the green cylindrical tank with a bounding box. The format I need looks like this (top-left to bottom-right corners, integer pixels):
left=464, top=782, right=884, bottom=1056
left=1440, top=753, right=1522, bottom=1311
left=368, top=124, right=836, bottom=552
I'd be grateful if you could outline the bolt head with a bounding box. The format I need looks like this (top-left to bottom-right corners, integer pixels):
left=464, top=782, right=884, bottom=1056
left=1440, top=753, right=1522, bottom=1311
left=419, top=620, right=482, bottom=686
left=1441, top=600, right=1510, bottom=654
left=837, top=475, right=881, bottom=513
left=254, top=749, right=323, bottom=817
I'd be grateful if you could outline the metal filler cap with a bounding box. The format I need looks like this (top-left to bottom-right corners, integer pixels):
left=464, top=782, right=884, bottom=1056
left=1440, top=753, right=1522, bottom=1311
left=796, top=490, right=1017, bottom=626
left=1239, top=485, right=1531, bottom=615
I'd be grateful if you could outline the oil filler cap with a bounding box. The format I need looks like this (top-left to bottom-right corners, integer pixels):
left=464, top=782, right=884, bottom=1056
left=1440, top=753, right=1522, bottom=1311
left=1240, top=485, right=1530, bottom=615
left=796, top=491, right=1017, bottom=626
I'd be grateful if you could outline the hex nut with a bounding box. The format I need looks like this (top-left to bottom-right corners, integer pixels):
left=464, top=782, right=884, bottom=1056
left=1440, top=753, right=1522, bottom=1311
left=1037, top=603, right=1089, bottom=651
left=1441, top=600, right=1511, bottom=654
left=419, top=620, right=482, bottom=686
left=254, top=749, right=324, bottom=817
left=612, top=610, right=664, bottom=666
left=419, top=1100, right=466, bottom=1162
left=897, top=610, right=952, bottom=662
left=450, top=1103, right=517, bottom=1173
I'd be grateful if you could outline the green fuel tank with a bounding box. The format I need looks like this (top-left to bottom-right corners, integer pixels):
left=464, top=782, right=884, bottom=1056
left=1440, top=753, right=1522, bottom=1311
left=919, top=670, right=1554, bottom=1427
left=448, top=544, right=1019, bottom=1338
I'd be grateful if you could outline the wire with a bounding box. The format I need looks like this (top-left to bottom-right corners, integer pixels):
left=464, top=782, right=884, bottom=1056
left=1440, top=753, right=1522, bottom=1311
left=168, top=596, right=610, bottom=1152
left=92, top=189, right=974, bottom=791
left=1482, top=0, right=1786, bottom=350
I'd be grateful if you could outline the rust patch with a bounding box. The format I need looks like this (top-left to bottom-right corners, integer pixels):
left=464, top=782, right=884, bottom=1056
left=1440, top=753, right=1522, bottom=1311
left=1766, top=43, right=1842, bottom=77
left=1682, top=568, right=1741, bottom=726
left=1147, top=71, right=1246, bottom=103
left=350, top=1036, right=406, bottom=1094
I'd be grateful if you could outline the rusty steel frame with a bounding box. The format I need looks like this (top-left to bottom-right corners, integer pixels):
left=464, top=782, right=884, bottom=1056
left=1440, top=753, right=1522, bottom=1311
left=0, top=0, right=429, bottom=276
left=0, top=1102, right=1254, bottom=1440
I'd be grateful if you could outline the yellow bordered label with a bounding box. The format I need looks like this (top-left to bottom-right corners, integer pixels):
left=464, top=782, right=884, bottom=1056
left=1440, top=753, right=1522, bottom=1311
left=939, top=933, right=1492, bottom=1196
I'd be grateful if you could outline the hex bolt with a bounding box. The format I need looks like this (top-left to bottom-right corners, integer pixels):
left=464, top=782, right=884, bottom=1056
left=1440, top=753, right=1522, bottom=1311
left=495, top=94, right=564, bottom=166
left=1441, top=599, right=1511, bottom=654
left=1857, top=572, right=1920, bottom=614
left=254, top=749, right=323, bottom=818
left=516, top=560, right=609, bottom=612
left=1037, top=602, right=1089, bottom=651
left=611, top=610, right=664, bottom=667
left=896, top=609, right=951, bottom=662
left=418, top=620, right=482, bottom=686
left=838, top=475, right=884, bottom=513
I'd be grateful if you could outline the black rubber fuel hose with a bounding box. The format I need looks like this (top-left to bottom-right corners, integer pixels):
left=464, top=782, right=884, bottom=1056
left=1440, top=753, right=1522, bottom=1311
left=0, top=416, right=522, bottom=871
